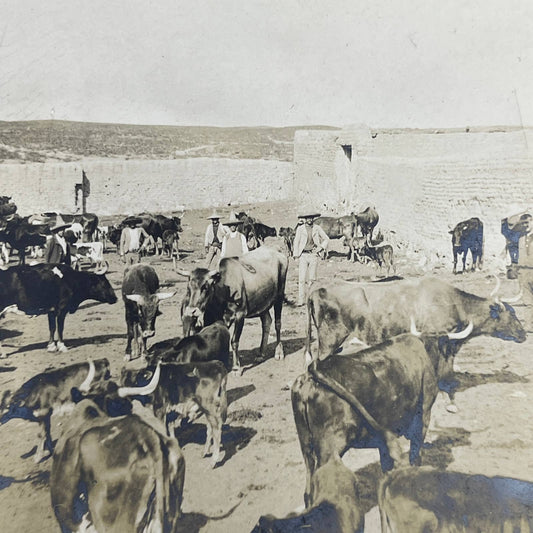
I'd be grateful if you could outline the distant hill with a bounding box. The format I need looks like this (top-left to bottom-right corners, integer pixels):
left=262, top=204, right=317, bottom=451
left=0, top=120, right=339, bottom=163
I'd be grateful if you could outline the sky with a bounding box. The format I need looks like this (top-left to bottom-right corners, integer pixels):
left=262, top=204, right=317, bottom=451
left=1, top=0, right=532, bottom=128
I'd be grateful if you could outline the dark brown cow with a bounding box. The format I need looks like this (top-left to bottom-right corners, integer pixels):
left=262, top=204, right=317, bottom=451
left=379, top=467, right=533, bottom=532
left=0, top=359, right=110, bottom=462
left=50, top=399, right=185, bottom=533
left=449, top=217, right=484, bottom=274
left=354, top=206, right=379, bottom=243
left=178, top=246, right=288, bottom=372
left=305, top=277, right=525, bottom=363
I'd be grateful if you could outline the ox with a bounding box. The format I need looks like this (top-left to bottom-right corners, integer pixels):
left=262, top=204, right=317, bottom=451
left=354, top=206, right=379, bottom=243
left=292, top=326, right=475, bottom=507
left=148, top=320, right=231, bottom=371
left=122, top=264, right=175, bottom=361
left=314, top=215, right=355, bottom=259
left=50, top=399, right=185, bottom=533
left=178, top=246, right=288, bottom=372
left=0, top=214, right=48, bottom=264
left=0, top=263, right=117, bottom=353
left=119, top=360, right=228, bottom=467
left=252, top=455, right=363, bottom=533
left=449, top=217, right=484, bottom=273
left=235, top=212, right=276, bottom=249
left=305, top=276, right=525, bottom=363
left=379, top=467, right=533, bottom=533
left=139, top=213, right=182, bottom=255
left=0, top=359, right=109, bottom=462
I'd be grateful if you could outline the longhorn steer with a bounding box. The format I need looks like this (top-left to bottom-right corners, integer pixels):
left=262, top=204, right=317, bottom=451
left=305, top=276, right=525, bottom=363
left=178, top=246, right=288, bottom=372
left=379, top=467, right=533, bottom=533
left=0, top=263, right=117, bottom=353
left=122, top=264, right=174, bottom=361
left=0, top=359, right=109, bottom=462
left=50, top=399, right=185, bottom=533
left=292, top=326, right=477, bottom=507
left=119, top=360, right=228, bottom=467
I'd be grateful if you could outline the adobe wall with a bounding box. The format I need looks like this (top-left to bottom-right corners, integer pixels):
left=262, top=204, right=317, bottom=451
left=293, top=126, right=533, bottom=259
left=0, top=158, right=292, bottom=216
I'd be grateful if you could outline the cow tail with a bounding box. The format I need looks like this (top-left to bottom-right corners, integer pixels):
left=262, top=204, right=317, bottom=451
left=219, top=374, right=228, bottom=424
left=378, top=477, right=392, bottom=533
left=308, top=362, right=387, bottom=436
left=304, top=298, right=314, bottom=365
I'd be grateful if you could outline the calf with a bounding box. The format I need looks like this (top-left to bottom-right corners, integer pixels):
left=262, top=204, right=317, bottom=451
left=449, top=217, right=484, bottom=274
left=119, top=360, right=228, bottom=467
left=0, top=359, right=110, bottom=462
left=379, top=467, right=533, bottom=532
left=122, top=264, right=175, bottom=361
left=361, top=243, right=395, bottom=276
left=162, top=228, right=180, bottom=263
left=252, top=455, right=363, bottom=533
left=279, top=227, right=296, bottom=255
left=51, top=399, right=184, bottom=533
left=149, top=320, right=231, bottom=371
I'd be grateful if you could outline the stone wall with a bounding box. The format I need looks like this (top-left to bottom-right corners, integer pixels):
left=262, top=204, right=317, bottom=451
left=0, top=158, right=293, bottom=216
left=293, top=126, right=533, bottom=259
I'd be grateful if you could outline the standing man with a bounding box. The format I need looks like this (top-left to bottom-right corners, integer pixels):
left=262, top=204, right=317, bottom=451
left=45, top=215, right=72, bottom=265
left=221, top=212, right=248, bottom=259
left=204, top=210, right=229, bottom=269
left=120, top=215, right=150, bottom=265
left=292, top=212, right=329, bottom=307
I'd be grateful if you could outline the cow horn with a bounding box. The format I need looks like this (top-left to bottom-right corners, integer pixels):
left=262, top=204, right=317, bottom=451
left=175, top=268, right=191, bottom=278
left=410, top=316, right=421, bottom=337
left=490, top=273, right=522, bottom=303
left=118, top=363, right=161, bottom=398
left=490, top=274, right=501, bottom=298
left=501, top=288, right=523, bottom=304
left=447, top=321, right=473, bottom=340
left=79, top=360, right=95, bottom=393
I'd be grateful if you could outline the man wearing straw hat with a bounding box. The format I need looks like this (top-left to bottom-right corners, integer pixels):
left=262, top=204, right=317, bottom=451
left=119, top=215, right=150, bottom=265
left=204, top=210, right=229, bottom=269
left=221, top=212, right=248, bottom=259
left=292, top=212, right=329, bottom=307
left=44, top=215, right=72, bottom=265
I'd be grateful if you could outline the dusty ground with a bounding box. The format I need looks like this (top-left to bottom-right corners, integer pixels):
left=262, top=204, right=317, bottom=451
left=0, top=200, right=532, bottom=533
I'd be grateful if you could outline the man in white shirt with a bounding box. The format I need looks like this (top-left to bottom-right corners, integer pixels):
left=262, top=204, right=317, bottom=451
left=204, top=211, right=229, bottom=269
left=221, top=212, right=248, bottom=259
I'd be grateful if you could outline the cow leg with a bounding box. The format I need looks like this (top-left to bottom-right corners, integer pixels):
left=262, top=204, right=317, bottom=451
left=452, top=250, right=458, bottom=274
left=462, top=251, right=467, bottom=273
left=257, top=310, right=272, bottom=363
left=125, top=315, right=134, bottom=361
left=231, top=318, right=245, bottom=372
left=205, top=414, right=224, bottom=468
left=47, top=312, right=58, bottom=352
left=56, top=311, right=68, bottom=352
left=35, top=414, right=53, bottom=463
left=273, top=299, right=285, bottom=361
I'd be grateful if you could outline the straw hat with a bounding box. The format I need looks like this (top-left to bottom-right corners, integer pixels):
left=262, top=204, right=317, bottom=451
left=207, top=210, right=223, bottom=220
left=297, top=212, right=321, bottom=219
left=49, top=215, right=71, bottom=233
left=225, top=212, right=241, bottom=226
left=122, top=215, right=143, bottom=227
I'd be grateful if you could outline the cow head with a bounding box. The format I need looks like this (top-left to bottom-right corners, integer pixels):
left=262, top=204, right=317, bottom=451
left=71, top=379, right=133, bottom=417
left=126, top=292, right=174, bottom=338
left=171, top=217, right=183, bottom=232
left=179, top=268, right=222, bottom=335
left=86, top=272, right=118, bottom=304
left=483, top=302, right=527, bottom=343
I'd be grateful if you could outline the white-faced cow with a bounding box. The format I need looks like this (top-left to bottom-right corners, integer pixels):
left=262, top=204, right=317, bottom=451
left=449, top=217, right=484, bottom=273
left=379, top=467, right=533, bottom=533
left=50, top=399, right=185, bottom=533
left=0, top=359, right=110, bottom=462
left=0, top=263, right=117, bottom=353
left=122, top=264, right=175, bottom=361
left=178, top=246, right=288, bottom=372
left=305, top=276, right=525, bottom=363
left=118, top=361, right=228, bottom=467
left=292, top=327, right=476, bottom=507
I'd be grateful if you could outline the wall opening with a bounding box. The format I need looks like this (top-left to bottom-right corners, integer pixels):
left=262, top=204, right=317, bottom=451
left=341, top=144, right=352, bottom=161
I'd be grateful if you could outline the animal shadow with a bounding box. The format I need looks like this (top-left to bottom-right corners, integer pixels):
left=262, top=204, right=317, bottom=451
left=13, top=333, right=125, bottom=353
left=0, top=329, right=23, bottom=341
left=0, top=471, right=49, bottom=492
left=238, top=338, right=307, bottom=369
left=176, top=500, right=243, bottom=533
left=454, top=369, right=528, bottom=393
left=227, top=384, right=256, bottom=405
left=421, top=425, right=472, bottom=470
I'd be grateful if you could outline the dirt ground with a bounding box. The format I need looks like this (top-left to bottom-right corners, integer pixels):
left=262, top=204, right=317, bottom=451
left=0, top=200, right=532, bottom=533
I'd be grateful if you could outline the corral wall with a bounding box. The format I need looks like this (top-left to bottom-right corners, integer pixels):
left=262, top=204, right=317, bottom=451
left=0, top=158, right=292, bottom=215
left=294, top=126, right=533, bottom=259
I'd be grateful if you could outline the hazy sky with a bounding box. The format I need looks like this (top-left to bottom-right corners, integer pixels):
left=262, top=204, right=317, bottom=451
left=1, top=0, right=532, bottom=127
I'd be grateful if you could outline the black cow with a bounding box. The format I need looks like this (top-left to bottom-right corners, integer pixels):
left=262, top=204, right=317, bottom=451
left=122, top=264, right=175, bottom=361
left=0, top=263, right=117, bottom=353
left=50, top=399, right=185, bottom=533
left=42, top=212, right=99, bottom=243
left=293, top=329, right=470, bottom=506
left=0, top=214, right=48, bottom=264
left=0, top=359, right=110, bottom=462
left=139, top=213, right=182, bottom=255
left=235, top=212, right=276, bottom=249
left=148, top=320, right=231, bottom=370
left=449, top=217, right=484, bottom=274
left=379, top=467, right=533, bottom=532
left=119, top=360, right=228, bottom=467
left=305, top=276, right=525, bottom=362
left=252, top=455, right=364, bottom=533
left=354, top=206, right=379, bottom=243
left=107, top=224, right=123, bottom=251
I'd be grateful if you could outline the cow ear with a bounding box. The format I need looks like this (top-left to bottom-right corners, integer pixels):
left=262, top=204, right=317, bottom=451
left=156, top=291, right=175, bottom=301
left=125, top=294, right=143, bottom=303
left=208, top=271, right=221, bottom=283
left=70, top=387, right=83, bottom=403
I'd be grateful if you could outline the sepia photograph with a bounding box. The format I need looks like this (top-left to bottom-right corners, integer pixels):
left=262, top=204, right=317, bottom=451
left=0, top=1, right=532, bottom=531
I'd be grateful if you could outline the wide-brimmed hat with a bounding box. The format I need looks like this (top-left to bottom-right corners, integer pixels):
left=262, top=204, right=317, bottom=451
left=225, top=212, right=241, bottom=226
left=297, top=212, right=321, bottom=219
left=122, top=215, right=143, bottom=226
left=50, top=215, right=71, bottom=233
left=207, top=210, right=223, bottom=220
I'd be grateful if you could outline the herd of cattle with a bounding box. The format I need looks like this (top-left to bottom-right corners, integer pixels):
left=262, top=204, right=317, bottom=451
left=0, top=199, right=532, bottom=532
